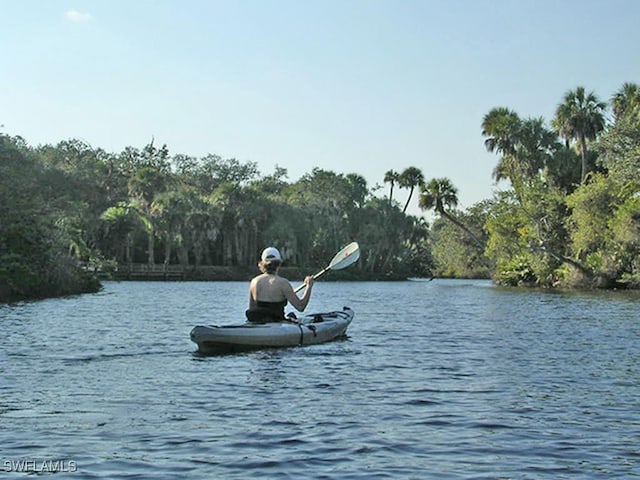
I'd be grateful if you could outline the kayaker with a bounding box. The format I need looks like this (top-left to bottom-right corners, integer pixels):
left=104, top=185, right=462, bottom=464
left=246, top=247, right=314, bottom=323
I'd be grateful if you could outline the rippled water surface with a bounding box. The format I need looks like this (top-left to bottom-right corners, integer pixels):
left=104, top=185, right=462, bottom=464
left=2, top=279, right=640, bottom=479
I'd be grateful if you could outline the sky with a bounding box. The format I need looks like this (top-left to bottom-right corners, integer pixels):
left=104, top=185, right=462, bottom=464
left=2, top=0, right=639, bottom=217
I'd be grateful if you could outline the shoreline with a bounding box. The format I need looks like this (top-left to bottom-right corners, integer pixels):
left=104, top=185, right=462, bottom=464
left=103, top=265, right=410, bottom=282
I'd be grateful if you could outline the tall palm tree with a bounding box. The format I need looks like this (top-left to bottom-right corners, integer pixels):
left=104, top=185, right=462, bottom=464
left=152, top=187, right=198, bottom=266
left=419, top=178, right=484, bottom=248
left=101, top=202, right=148, bottom=266
left=481, top=107, right=522, bottom=185
left=611, top=82, right=640, bottom=121
left=552, top=86, right=606, bottom=182
left=514, top=117, right=559, bottom=179
left=383, top=169, right=400, bottom=207
left=398, top=167, right=425, bottom=213
left=127, top=166, right=171, bottom=265
left=178, top=192, right=222, bottom=267
left=481, top=107, right=521, bottom=157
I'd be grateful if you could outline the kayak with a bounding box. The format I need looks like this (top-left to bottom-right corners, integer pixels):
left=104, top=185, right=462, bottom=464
left=190, top=307, right=354, bottom=354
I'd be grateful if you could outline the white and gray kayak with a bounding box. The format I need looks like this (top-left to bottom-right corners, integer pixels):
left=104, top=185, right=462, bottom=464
left=190, top=307, right=354, bottom=354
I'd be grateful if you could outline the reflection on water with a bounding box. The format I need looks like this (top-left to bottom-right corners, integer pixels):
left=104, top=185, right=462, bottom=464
left=1, top=279, right=639, bottom=478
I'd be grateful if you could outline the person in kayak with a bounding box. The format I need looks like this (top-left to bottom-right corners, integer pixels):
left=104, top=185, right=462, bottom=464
left=246, top=246, right=314, bottom=323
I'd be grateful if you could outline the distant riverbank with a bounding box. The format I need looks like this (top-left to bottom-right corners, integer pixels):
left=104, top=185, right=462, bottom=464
left=104, top=264, right=410, bottom=282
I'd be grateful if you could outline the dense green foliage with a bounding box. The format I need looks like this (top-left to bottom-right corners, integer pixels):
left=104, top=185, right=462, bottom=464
left=2, top=82, right=639, bottom=301
left=477, top=83, right=640, bottom=288
left=0, top=137, right=435, bottom=302
left=0, top=136, right=101, bottom=301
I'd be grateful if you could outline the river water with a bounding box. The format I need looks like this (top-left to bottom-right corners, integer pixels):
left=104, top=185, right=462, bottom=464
left=1, top=279, right=639, bottom=479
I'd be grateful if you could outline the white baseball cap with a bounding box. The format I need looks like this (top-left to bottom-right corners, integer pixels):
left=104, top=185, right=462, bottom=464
left=261, top=247, right=282, bottom=262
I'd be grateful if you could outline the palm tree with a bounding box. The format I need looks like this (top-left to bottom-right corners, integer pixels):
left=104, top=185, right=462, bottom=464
left=552, top=86, right=606, bottom=182
left=101, top=202, right=147, bottom=266
left=611, top=82, right=640, bottom=121
left=418, top=178, right=484, bottom=249
left=186, top=194, right=222, bottom=267
left=152, top=187, right=198, bottom=266
left=127, top=166, right=171, bottom=265
left=383, top=169, right=400, bottom=206
left=481, top=107, right=520, bottom=157
left=514, top=117, right=559, bottom=179
left=481, top=107, right=522, bottom=185
left=398, top=167, right=425, bottom=213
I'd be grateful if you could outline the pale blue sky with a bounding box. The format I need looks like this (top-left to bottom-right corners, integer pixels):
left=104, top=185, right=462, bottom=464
left=2, top=0, right=639, bottom=216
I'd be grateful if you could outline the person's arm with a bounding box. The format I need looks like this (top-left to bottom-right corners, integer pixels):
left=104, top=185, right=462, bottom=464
left=281, top=276, right=314, bottom=311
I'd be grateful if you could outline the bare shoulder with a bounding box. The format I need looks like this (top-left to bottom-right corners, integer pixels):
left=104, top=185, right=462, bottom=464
left=274, top=275, right=293, bottom=290
left=251, top=274, right=269, bottom=288
left=274, top=275, right=290, bottom=285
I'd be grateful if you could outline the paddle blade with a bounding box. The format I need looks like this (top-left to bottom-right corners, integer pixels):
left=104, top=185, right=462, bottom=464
left=293, top=242, right=360, bottom=293
left=328, top=242, right=360, bottom=271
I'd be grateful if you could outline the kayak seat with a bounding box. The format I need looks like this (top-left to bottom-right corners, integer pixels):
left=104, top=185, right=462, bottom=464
left=246, top=308, right=285, bottom=324
left=246, top=300, right=287, bottom=323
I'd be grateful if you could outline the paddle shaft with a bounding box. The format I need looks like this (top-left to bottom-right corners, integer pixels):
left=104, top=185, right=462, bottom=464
left=293, top=242, right=360, bottom=293
left=294, top=267, right=329, bottom=293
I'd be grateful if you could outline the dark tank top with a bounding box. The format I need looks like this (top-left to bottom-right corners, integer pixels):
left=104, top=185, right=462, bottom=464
left=246, top=300, right=287, bottom=323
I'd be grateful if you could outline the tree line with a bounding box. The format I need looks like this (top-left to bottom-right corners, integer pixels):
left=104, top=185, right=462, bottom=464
left=1, top=81, right=639, bottom=301
left=0, top=135, right=434, bottom=302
